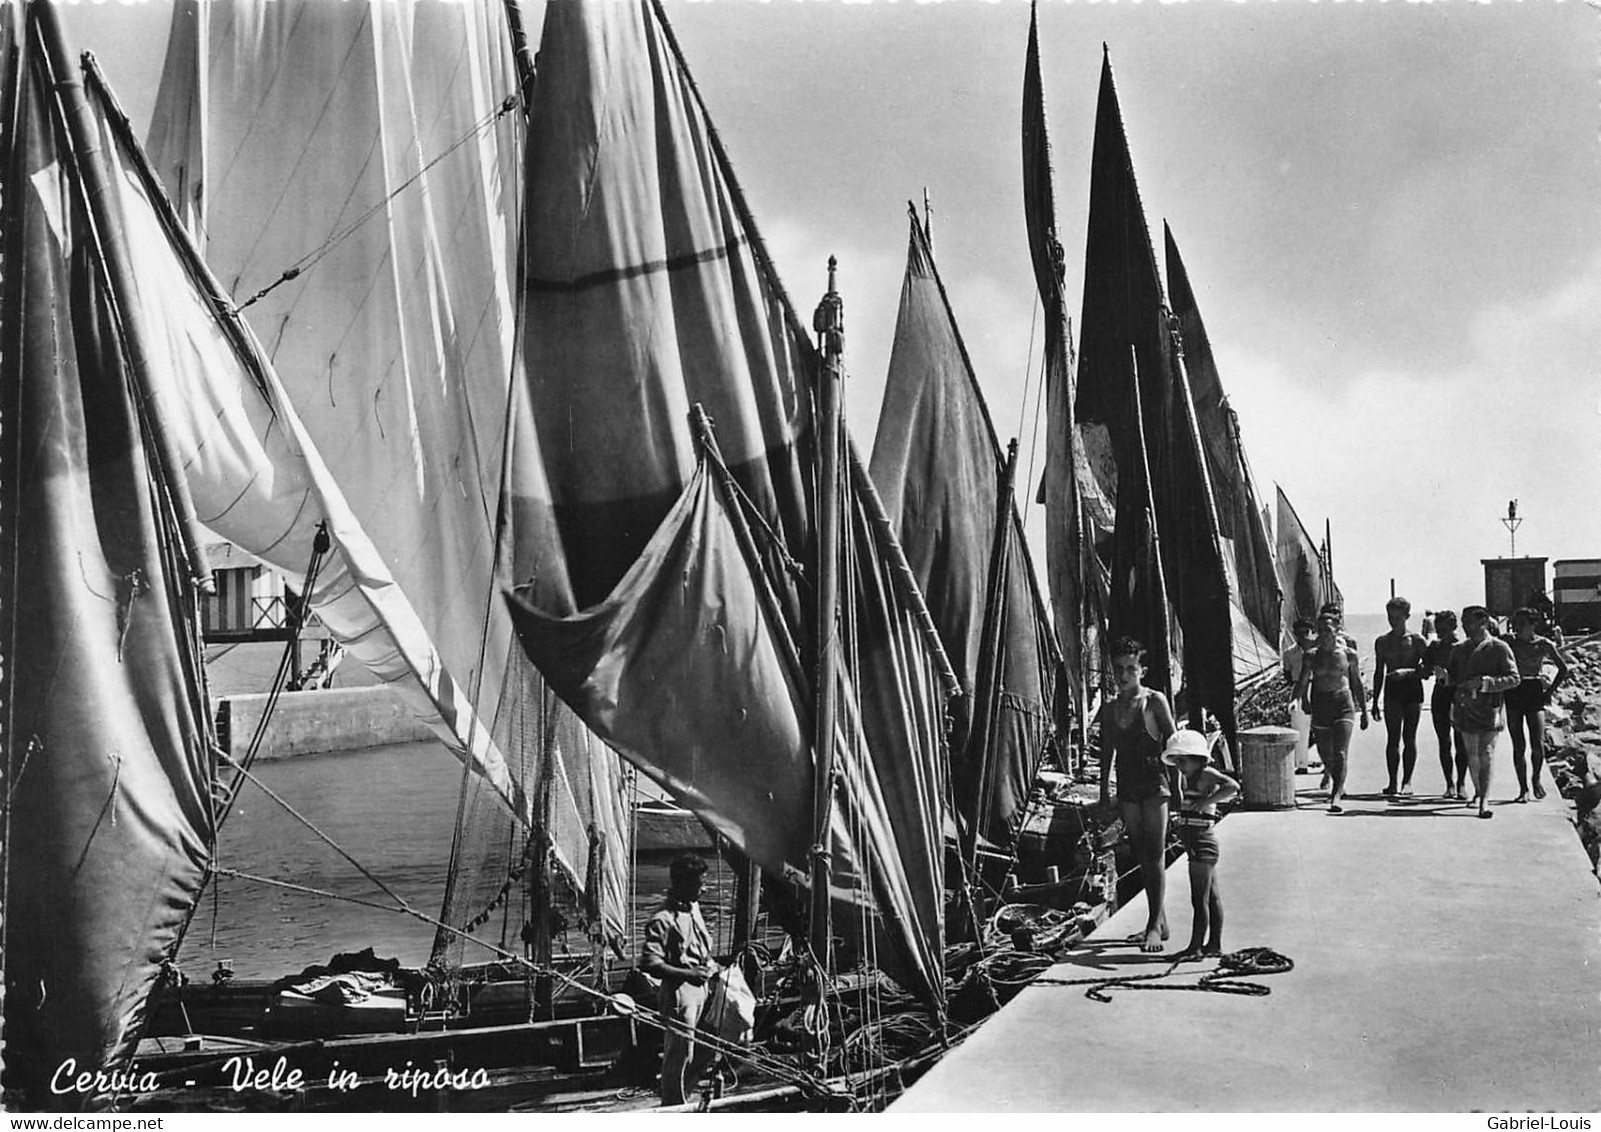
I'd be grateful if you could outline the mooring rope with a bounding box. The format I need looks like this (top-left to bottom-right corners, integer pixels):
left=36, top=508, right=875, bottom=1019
left=1033, top=946, right=1293, bottom=1003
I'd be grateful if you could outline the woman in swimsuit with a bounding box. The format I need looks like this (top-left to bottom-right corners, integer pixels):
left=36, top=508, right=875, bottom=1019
left=1098, top=637, right=1178, bottom=953
left=1296, top=611, right=1369, bottom=812
left=1372, top=596, right=1429, bottom=796
left=1505, top=607, right=1571, bottom=802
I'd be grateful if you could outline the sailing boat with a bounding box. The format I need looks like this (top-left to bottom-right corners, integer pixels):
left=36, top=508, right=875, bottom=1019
left=1022, top=5, right=1111, bottom=753
left=868, top=205, right=1060, bottom=884
left=500, top=0, right=955, bottom=1028
left=1033, top=33, right=1251, bottom=753
left=132, top=0, right=955, bottom=1104
left=1164, top=224, right=1284, bottom=685
left=1276, top=484, right=1344, bottom=637
left=0, top=6, right=218, bottom=1104
left=1, top=0, right=639, bottom=1106
left=143, top=0, right=633, bottom=984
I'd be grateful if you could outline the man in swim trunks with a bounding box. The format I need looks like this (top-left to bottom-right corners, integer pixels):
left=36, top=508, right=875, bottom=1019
left=1423, top=609, right=1468, bottom=798
left=1372, top=596, right=1429, bottom=796
left=1448, top=605, right=1521, bottom=819
left=1098, top=637, right=1178, bottom=953
left=1296, top=611, right=1368, bottom=812
left=1505, top=607, right=1571, bottom=802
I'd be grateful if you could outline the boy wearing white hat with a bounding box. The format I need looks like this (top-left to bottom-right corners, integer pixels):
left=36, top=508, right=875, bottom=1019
left=1163, top=729, right=1239, bottom=961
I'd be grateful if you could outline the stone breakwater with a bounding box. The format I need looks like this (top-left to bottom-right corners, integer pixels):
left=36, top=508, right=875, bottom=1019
left=1543, top=636, right=1601, bottom=869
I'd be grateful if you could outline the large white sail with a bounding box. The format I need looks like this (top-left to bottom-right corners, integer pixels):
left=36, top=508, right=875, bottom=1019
left=145, top=0, right=629, bottom=951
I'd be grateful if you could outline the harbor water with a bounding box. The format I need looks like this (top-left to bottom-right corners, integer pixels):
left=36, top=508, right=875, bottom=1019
left=178, top=742, right=741, bottom=982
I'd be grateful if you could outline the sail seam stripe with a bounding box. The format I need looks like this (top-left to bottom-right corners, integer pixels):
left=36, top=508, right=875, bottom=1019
left=523, top=235, right=748, bottom=295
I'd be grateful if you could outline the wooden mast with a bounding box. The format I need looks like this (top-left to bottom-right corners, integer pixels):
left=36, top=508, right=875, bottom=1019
left=34, top=7, right=213, bottom=595
left=808, top=258, right=845, bottom=966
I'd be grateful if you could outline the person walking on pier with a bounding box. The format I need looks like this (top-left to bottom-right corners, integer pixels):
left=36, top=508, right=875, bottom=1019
left=1448, top=605, right=1521, bottom=820
left=1297, top=610, right=1368, bottom=813
left=1505, top=607, right=1571, bottom=802
left=1163, top=729, right=1238, bottom=961
left=1423, top=609, right=1468, bottom=799
left=1314, top=603, right=1358, bottom=792
left=1372, top=596, right=1429, bottom=796
left=1099, top=637, right=1178, bottom=953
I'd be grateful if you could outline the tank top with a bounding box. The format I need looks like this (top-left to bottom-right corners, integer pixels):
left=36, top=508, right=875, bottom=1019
left=1108, top=693, right=1169, bottom=800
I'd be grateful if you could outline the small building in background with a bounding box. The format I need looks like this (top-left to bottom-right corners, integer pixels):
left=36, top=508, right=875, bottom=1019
left=1553, top=559, right=1601, bottom=634
left=1482, top=557, right=1548, bottom=620
left=201, top=541, right=293, bottom=642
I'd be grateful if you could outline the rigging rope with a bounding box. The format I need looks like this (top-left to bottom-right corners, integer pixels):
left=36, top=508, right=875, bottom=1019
left=212, top=753, right=421, bottom=919
left=236, top=94, right=520, bottom=312
left=1016, top=299, right=1043, bottom=531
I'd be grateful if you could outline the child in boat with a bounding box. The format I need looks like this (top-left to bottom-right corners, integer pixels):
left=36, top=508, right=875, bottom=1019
left=1163, top=729, right=1238, bottom=961
left=1097, top=636, right=1178, bottom=953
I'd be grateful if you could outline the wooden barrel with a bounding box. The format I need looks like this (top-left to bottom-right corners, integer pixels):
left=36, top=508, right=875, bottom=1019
left=1239, top=726, right=1298, bottom=809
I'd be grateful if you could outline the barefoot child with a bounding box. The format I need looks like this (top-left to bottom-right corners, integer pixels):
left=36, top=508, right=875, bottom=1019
left=1098, top=637, right=1178, bottom=953
left=1162, top=729, right=1238, bottom=961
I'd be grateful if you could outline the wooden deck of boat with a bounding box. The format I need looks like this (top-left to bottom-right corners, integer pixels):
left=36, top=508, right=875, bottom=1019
left=896, top=720, right=1601, bottom=1112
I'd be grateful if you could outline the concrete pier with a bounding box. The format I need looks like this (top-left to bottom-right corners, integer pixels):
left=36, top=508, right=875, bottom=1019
left=218, top=687, right=433, bottom=760
left=896, top=719, right=1601, bottom=1111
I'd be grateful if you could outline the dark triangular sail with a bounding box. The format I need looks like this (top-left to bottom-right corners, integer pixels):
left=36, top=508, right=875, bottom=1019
left=507, top=0, right=951, bottom=1011
left=870, top=209, right=1058, bottom=852
left=1075, top=48, right=1237, bottom=740
left=1023, top=5, right=1110, bottom=746
left=1164, top=222, right=1282, bottom=678
left=1276, top=485, right=1339, bottom=638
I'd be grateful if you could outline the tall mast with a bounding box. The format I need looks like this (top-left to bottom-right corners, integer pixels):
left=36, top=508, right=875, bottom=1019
left=808, top=258, right=845, bottom=964
left=502, top=0, right=537, bottom=105
left=1324, top=519, right=1335, bottom=604
left=34, top=8, right=213, bottom=595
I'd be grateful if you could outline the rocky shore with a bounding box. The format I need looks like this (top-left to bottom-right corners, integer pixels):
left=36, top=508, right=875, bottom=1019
left=1544, top=635, right=1601, bottom=867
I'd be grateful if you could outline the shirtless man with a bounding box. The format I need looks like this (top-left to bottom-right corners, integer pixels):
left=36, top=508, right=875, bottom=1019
left=1098, top=637, right=1178, bottom=953
left=1505, top=607, right=1571, bottom=802
left=1372, top=596, right=1429, bottom=796
left=1297, top=610, right=1369, bottom=813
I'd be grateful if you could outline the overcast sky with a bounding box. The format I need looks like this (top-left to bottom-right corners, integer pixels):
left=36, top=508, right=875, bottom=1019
left=61, top=0, right=1601, bottom=620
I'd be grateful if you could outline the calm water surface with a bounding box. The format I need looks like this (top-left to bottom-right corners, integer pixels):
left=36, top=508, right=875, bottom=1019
left=178, top=742, right=737, bottom=981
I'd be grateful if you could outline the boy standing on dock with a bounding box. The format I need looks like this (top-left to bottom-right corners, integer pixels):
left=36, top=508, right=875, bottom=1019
left=1098, top=637, right=1179, bottom=953
left=1163, top=729, right=1238, bottom=961
left=1448, top=606, right=1521, bottom=819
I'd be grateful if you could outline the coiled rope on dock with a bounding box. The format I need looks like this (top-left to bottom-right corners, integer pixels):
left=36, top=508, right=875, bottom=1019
left=1034, top=946, right=1293, bottom=1003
